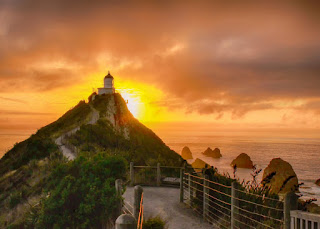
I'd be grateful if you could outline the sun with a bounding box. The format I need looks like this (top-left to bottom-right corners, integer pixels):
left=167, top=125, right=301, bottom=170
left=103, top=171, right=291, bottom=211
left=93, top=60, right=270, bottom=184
left=116, top=88, right=145, bottom=119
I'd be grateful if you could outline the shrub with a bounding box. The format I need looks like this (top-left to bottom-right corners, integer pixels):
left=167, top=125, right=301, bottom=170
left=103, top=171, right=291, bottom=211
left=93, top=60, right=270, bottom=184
left=143, top=216, right=166, bottom=229
left=36, top=152, right=127, bottom=228
left=9, top=191, right=22, bottom=209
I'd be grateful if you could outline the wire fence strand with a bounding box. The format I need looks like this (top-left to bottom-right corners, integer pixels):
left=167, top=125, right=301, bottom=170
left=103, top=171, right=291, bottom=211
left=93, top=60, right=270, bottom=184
left=183, top=172, right=284, bottom=229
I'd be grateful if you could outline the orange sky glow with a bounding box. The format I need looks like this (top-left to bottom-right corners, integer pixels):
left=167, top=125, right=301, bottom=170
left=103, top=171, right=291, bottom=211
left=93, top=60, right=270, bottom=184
left=0, top=1, right=320, bottom=140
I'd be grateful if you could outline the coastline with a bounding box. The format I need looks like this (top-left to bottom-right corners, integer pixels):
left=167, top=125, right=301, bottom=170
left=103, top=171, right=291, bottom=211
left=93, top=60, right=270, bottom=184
left=1, top=132, right=320, bottom=205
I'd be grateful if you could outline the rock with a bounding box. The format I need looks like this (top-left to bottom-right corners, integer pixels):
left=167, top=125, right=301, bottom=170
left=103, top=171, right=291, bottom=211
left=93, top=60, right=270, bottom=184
left=181, top=146, right=193, bottom=160
left=315, top=179, right=320, bottom=186
left=230, top=153, right=253, bottom=169
left=306, top=203, right=320, bottom=214
left=262, top=158, right=299, bottom=194
left=191, top=158, right=209, bottom=172
left=202, top=147, right=222, bottom=158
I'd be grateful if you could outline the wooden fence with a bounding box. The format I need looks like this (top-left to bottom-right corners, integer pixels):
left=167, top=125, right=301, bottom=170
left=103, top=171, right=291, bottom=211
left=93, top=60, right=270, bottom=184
left=290, top=210, right=320, bottom=229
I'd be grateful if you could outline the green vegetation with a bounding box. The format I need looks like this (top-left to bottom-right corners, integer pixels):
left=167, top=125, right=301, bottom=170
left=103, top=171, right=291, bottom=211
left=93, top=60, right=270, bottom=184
left=134, top=167, right=157, bottom=185
left=0, top=136, right=58, bottom=176
left=68, top=94, right=183, bottom=166
left=190, top=166, right=284, bottom=229
left=9, top=191, right=22, bottom=209
left=0, top=101, right=91, bottom=176
left=30, top=152, right=127, bottom=228
left=0, top=93, right=183, bottom=228
left=143, top=216, right=166, bottom=229
left=37, top=100, right=91, bottom=138
left=0, top=151, right=65, bottom=228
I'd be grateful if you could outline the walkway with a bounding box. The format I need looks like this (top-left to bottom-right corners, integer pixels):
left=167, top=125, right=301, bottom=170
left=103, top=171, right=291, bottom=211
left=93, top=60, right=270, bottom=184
left=123, top=186, right=215, bottom=229
left=55, top=105, right=100, bottom=160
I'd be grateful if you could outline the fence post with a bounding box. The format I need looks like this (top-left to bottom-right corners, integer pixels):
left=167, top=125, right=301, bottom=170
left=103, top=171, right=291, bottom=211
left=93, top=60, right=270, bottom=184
left=188, top=173, right=192, bottom=202
left=157, top=163, right=161, bottom=187
left=133, top=185, right=143, bottom=220
left=180, top=168, right=184, bottom=203
left=115, top=179, right=123, bottom=217
left=203, top=175, right=209, bottom=221
left=115, top=214, right=136, bottom=229
left=231, top=182, right=239, bottom=229
left=284, top=191, right=298, bottom=229
left=130, top=162, right=134, bottom=186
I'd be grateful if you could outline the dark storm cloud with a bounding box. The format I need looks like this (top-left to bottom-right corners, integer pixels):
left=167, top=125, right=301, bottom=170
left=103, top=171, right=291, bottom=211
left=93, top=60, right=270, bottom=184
left=0, top=0, right=320, bottom=116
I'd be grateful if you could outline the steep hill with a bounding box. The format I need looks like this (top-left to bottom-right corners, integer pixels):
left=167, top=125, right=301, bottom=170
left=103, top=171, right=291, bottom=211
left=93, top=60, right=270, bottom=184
left=0, top=93, right=183, bottom=228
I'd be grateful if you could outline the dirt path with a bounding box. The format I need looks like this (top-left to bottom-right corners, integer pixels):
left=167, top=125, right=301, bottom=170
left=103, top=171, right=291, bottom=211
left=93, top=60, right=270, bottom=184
left=55, top=105, right=100, bottom=160
left=123, top=186, right=215, bottom=229
left=54, top=127, right=79, bottom=160
left=88, top=105, right=100, bottom=125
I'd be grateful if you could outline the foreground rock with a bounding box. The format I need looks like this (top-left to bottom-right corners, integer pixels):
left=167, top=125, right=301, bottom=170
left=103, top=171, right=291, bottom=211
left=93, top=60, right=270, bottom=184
left=315, top=179, right=320, bottom=186
left=306, top=203, right=320, bottom=214
left=181, top=146, right=193, bottom=160
left=192, top=158, right=209, bottom=172
left=202, top=147, right=222, bottom=158
left=262, top=158, right=299, bottom=194
left=230, top=153, right=253, bottom=169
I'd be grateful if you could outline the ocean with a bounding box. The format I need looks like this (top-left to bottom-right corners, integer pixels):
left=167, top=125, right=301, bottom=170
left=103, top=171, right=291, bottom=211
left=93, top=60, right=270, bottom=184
left=1, top=132, right=320, bottom=204
left=160, top=134, right=320, bottom=205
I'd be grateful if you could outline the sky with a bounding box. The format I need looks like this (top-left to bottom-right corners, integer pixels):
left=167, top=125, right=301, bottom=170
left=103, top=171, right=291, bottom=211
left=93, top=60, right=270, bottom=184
left=1, top=0, right=320, bottom=140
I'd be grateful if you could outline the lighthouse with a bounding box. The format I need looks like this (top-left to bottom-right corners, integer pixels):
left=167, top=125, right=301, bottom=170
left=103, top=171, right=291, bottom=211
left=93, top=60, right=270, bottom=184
left=98, top=71, right=115, bottom=95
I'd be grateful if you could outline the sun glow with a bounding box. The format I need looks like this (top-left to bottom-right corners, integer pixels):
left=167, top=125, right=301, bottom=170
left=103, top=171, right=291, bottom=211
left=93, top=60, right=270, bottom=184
left=116, top=88, right=144, bottom=119
left=114, top=79, right=168, bottom=123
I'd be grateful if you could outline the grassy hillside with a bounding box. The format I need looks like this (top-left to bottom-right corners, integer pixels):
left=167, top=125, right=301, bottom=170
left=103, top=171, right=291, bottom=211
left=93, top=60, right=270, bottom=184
left=0, top=101, right=91, bottom=176
left=69, top=93, right=183, bottom=166
left=0, top=93, right=183, bottom=228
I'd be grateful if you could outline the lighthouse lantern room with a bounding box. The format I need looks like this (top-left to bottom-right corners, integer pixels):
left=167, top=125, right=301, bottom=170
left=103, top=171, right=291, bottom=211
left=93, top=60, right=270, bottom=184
left=98, top=71, right=115, bottom=95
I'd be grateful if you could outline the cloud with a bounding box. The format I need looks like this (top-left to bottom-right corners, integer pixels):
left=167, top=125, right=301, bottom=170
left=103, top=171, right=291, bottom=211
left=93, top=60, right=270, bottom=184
left=0, top=96, right=26, bottom=103
left=0, top=110, right=55, bottom=116
left=0, top=0, right=320, bottom=117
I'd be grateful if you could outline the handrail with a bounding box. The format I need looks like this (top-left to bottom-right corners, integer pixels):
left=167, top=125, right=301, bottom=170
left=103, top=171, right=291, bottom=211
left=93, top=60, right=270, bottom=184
left=137, top=192, right=144, bottom=229
left=134, top=166, right=157, bottom=168
left=233, top=187, right=284, bottom=202
left=134, top=165, right=184, bottom=169
left=160, top=166, right=183, bottom=169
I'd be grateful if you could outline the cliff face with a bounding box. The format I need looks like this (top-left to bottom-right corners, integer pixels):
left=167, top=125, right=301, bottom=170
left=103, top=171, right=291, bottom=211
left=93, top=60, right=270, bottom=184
left=68, top=93, right=183, bottom=166
left=0, top=93, right=183, bottom=227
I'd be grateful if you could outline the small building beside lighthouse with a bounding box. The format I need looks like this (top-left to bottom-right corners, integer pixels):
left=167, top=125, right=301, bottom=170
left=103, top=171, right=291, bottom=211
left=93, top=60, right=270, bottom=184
left=98, top=71, right=115, bottom=95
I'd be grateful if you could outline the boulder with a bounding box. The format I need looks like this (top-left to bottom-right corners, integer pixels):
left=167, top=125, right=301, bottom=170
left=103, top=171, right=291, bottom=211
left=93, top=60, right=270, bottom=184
left=181, top=146, right=193, bottom=160
left=202, top=147, right=222, bottom=158
left=262, top=158, right=299, bottom=194
left=315, top=179, right=320, bottom=186
left=306, top=203, right=320, bottom=214
left=192, top=158, right=209, bottom=172
left=230, top=153, right=253, bottom=169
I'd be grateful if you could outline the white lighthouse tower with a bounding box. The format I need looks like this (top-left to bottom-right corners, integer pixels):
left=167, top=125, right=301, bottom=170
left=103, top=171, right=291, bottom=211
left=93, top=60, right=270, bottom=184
left=98, top=71, right=115, bottom=95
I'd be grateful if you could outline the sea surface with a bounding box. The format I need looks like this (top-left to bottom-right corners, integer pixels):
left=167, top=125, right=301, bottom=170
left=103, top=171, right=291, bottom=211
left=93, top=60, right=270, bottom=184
left=160, top=134, right=320, bottom=205
left=0, top=132, right=32, bottom=158
left=1, top=132, right=320, bottom=204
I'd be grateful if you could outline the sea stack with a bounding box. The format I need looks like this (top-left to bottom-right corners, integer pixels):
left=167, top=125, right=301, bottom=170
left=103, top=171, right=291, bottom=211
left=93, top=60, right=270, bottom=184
left=192, top=158, right=209, bottom=171
left=262, top=158, right=299, bottom=194
left=202, top=147, right=222, bottom=158
left=181, top=146, right=193, bottom=160
left=230, top=153, right=253, bottom=169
